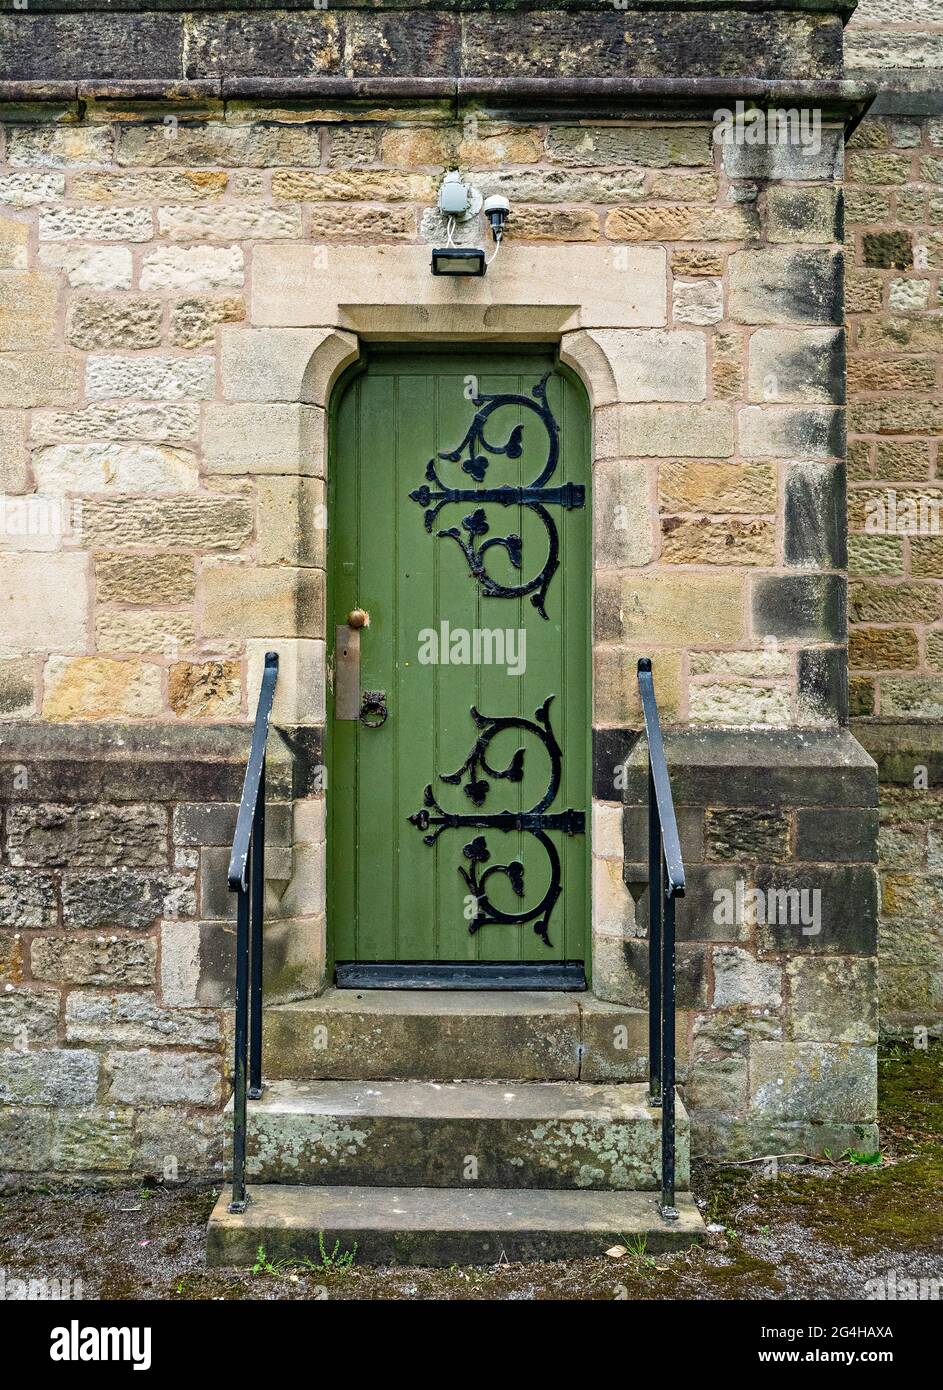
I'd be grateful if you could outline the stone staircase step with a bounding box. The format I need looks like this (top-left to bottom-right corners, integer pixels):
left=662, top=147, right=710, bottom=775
left=262, top=988, right=650, bottom=1082
left=232, top=1079, right=690, bottom=1191
left=206, top=1183, right=705, bottom=1267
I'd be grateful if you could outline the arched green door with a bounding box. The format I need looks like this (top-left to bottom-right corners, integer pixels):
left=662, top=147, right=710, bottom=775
left=328, top=346, right=590, bottom=984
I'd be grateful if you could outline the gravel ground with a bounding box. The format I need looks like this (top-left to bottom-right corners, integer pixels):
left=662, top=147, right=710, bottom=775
left=0, top=1042, right=940, bottom=1302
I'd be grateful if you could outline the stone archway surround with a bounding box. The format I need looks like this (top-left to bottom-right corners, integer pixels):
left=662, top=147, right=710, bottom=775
left=232, top=239, right=851, bottom=1011
left=230, top=242, right=670, bottom=997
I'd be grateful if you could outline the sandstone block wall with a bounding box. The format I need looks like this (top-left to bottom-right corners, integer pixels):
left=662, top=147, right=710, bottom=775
left=0, top=726, right=326, bottom=1187
left=0, top=110, right=848, bottom=730
left=620, top=730, right=879, bottom=1157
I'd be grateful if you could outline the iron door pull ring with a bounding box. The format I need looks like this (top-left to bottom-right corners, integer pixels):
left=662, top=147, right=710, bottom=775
left=360, top=690, right=388, bottom=727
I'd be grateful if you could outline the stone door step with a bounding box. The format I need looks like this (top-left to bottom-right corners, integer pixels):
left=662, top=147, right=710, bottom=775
left=207, top=1183, right=705, bottom=1267
left=263, top=987, right=650, bottom=1082
left=229, top=1078, right=690, bottom=1191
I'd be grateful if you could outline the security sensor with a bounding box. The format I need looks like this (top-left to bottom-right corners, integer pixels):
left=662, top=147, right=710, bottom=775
left=431, top=176, right=496, bottom=276
left=438, top=171, right=470, bottom=218
left=483, top=194, right=510, bottom=242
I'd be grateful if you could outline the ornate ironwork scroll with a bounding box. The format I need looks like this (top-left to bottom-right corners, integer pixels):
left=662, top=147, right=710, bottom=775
left=408, top=696, right=585, bottom=947
left=409, top=374, right=585, bottom=619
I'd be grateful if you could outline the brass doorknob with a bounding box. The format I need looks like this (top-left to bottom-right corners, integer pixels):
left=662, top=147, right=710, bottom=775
left=347, top=609, right=368, bottom=629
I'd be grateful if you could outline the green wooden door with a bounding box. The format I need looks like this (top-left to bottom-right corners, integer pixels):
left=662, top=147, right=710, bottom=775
left=328, top=346, right=590, bottom=977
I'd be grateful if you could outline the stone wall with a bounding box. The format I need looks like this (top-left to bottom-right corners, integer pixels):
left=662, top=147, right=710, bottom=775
left=842, top=99, right=943, bottom=1034
left=0, top=94, right=862, bottom=1173
left=619, top=729, right=879, bottom=1158
left=0, top=107, right=848, bottom=730
left=845, top=111, right=943, bottom=722
left=0, top=725, right=326, bottom=1187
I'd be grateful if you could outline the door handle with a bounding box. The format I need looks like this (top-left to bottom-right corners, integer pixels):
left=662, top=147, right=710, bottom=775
left=359, top=690, right=388, bottom=728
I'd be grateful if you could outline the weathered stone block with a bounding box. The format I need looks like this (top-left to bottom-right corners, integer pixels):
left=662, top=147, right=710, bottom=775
left=0, top=214, right=28, bottom=270
left=82, top=497, right=252, bottom=551
left=704, top=809, right=790, bottom=863
left=0, top=866, right=56, bottom=927
left=106, top=1049, right=222, bottom=1106
left=65, top=992, right=218, bottom=1048
left=476, top=167, right=645, bottom=205
left=627, top=864, right=748, bottom=944
left=169, top=294, right=245, bottom=349
left=751, top=573, right=846, bottom=643
left=133, top=1107, right=222, bottom=1177
left=672, top=277, right=723, bottom=325
left=795, top=808, right=879, bottom=864
left=43, top=657, right=163, bottom=721
left=749, top=1041, right=876, bottom=1123
left=272, top=169, right=434, bottom=202
left=659, top=459, right=775, bottom=514
left=257, top=476, right=325, bottom=568
left=595, top=403, right=734, bottom=459
left=606, top=204, right=755, bottom=242
left=798, top=646, right=847, bottom=726
left=505, top=206, right=598, bottom=241
left=38, top=243, right=133, bottom=290
left=0, top=352, right=80, bottom=408
left=202, top=403, right=323, bottom=476
left=881, top=678, right=943, bottom=719
left=739, top=405, right=844, bottom=459
left=689, top=682, right=791, bottom=726
left=729, top=248, right=842, bottom=325
left=7, top=802, right=166, bottom=869
left=0, top=989, right=59, bottom=1046
left=753, top=865, right=878, bottom=956
left=65, top=295, right=162, bottom=351
left=850, top=627, right=919, bottom=671
left=95, top=610, right=195, bottom=655
left=765, top=185, right=842, bottom=244
left=33, top=442, right=198, bottom=495
left=86, top=354, right=214, bottom=401
left=72, top=169, right=229, bottom=202
left=596, top=571, right=744, bottom=646
left=548, top=126, right=712, bottom=168
left=0, top=273, right=58, bottom=351
left=39, top=206, right=153, bottom=242
left=200, top=563, right=324, bottom=641
left=593, top=459, right=653, bottom=567
left=32, top=401, right=199, bottom=447
left=160, top=202, right=303, bottom=241
left=8, top=125, right=114, bottom=168
left=117, top=123, right=320, bottom=168
left=0, top=170, right=65, bottom=208
left=713, top=947, right=783, bottom=1008
left=51, top=1107, right=135, bottom=1172
left=0, top=1049, right=98, bottom=1107
left=0, top=552, right=88, bottom=652
left=784, top=462, right=846, bottom=568
left=721, top=129, right=842, bottom=181
left=140, top=245, right=244, bottom=292
left=247, top=638, right=325, bottom=726
left=661, top=516, right=775, bottom=566
left=61, top=871, right=193, bottom=930
left=167, top=660, right=241, bottom=719
left=747, top=327, right=844, bottom=405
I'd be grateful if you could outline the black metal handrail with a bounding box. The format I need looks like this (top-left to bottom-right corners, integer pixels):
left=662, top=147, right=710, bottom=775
left=636, top=657, right=685, bottom=1219
left=228, top=650, right=279, bottom=1214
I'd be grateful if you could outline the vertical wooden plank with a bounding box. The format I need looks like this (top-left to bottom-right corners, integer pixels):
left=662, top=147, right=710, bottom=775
left=395, top=366, right=439, bottom=959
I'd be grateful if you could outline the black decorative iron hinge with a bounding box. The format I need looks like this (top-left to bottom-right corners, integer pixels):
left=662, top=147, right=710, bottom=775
left=409, top=696, right=585, bottom=948
left=409, top=374, right=585, bottom=619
